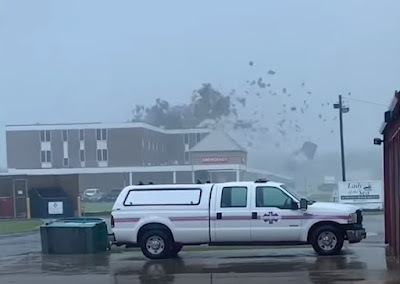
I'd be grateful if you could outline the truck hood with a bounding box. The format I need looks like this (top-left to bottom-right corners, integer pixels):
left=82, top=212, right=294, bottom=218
left=307, top=202, right=360, bottom=214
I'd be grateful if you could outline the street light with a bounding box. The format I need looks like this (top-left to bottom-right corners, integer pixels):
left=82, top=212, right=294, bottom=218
left=334, top=95, right=349, bottom=181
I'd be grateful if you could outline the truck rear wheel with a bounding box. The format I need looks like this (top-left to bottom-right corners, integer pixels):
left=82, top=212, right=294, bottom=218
left=139, top=230, right=173, bottom=259
left=311, top=225, right=344, bottom=256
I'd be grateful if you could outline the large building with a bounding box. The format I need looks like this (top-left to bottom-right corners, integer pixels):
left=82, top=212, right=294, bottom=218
left=0, top=122, right=291, bottom=218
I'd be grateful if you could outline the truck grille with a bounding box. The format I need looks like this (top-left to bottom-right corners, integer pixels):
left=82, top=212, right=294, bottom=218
left=356, top=210, right=363, bottom=225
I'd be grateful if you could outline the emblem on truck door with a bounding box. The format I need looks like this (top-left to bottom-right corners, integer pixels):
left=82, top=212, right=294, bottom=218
left=262, top=212, right=280, bottom=224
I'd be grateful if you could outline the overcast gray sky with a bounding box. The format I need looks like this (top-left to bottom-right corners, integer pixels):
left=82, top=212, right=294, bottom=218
left=1, top=0, right=400, bottom=167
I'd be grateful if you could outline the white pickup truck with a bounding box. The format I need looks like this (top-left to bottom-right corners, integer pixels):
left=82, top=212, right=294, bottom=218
left=110, top=180, right=366, bottom=259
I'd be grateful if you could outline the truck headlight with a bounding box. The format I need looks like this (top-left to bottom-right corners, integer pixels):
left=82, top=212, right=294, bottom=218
left=348, top=213, right=357, bottom=224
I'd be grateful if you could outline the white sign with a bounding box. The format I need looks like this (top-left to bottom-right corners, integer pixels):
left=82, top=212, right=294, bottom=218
left=48, top=202, right=64, bottom=215
left=338, top=180, right=382, bottom=204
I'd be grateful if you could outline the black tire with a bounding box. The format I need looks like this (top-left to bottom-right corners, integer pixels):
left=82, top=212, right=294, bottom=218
left=311, top=225, right=344, bottom=256
left=139, top=230, right=173, bottom=259
left=170, top=244, right=183, bottom=257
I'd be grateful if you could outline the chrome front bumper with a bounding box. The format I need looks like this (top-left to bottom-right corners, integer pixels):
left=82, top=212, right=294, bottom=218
left=347, top=229, right=367, bottom=243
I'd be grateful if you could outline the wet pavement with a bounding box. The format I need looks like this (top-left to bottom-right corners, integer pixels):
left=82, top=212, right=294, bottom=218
left=1, top=214, right=399, bottom=284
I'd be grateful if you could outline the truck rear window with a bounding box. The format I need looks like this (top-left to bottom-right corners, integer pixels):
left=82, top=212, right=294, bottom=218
left=123, top=188, right=202, bottom=206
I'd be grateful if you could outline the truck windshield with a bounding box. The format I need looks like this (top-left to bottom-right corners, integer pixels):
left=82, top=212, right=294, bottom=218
left=280, top=185, right=306, bottom=202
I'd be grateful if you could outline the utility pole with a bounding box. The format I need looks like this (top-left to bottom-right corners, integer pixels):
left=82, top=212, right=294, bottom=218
left=334, top=95, right=349, bottom=181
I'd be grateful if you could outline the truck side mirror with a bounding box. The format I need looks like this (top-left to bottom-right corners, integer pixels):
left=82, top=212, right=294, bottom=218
left=300, top=198, right=308, bottom=211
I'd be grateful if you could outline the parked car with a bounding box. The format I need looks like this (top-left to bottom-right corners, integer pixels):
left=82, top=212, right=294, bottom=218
left=102, top=189, right=121, bottom=202
left=83, top=188, right=101, bottom=201
left=110, top=180, right=366, bottom=259
left=88, top=192, right=104, bottom=202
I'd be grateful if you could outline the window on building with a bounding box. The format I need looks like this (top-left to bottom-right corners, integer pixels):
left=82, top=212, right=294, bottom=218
left=256, top=186, right=293, bottom=209
left=97, top=149, right=108, bottom=162
left=41, top=150, right=51, bottom=163
left=148, top=141, right=151, bottom=150
left=96, top=129, right=107, bottom=140
left=152, top=142, right=156, bottom=151
left=97, top=149, right=102, bottom=161
left=46, top=151, right=51, bottom=162
left=221, top=187, right=248, bottom=208
left=142, top=139, right=145, bottom=149
left=79, top=130, right=85, bottom=141
left=196, top=133, right=201, bottom=143
left=184, top=134, right=189, bottom=144
left=62, top=130, right=68, bottom=142
left=41, top=151, right=46, bottom=163
left=40, top=130, right=51, bottom=142
left=184, top=152, right=190, bottom=163
left=80, top=150, right=85, bottom=162
left=63, top=158, right=69, bottom=167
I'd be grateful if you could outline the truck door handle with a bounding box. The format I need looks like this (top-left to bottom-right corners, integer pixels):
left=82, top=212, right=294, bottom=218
left=216, top=213, right=222, bottom=220
left=252, top=212, right=258, bottom=219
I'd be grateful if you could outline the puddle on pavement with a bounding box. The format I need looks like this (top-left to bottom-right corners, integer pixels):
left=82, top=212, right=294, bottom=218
left=0, top=246, right=399, bottom=284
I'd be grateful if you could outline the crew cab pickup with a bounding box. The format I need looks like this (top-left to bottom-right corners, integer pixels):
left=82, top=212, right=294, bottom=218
left=111, top=180, right=366, bottom=259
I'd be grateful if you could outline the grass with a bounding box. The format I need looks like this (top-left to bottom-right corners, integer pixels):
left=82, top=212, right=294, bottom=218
left=82, top=202, right=114, bottom=213
left=0, top=219, right=43, bottom=235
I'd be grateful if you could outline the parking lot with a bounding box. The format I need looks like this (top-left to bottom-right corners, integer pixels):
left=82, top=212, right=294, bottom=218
left=1, top=214, right=400, bottom=284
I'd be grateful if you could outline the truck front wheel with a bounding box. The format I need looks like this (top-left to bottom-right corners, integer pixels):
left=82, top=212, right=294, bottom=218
left=170, top=244, right=183, bottom=257
left=139, top=230, right=173, bottom=259
left=311, top=225, right=344, bottom=256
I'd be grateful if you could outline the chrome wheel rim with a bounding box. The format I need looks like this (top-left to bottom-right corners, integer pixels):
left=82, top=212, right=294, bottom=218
left=146, top=236, right=165, bottom=255
left=317, top=231, right=337, bottom=251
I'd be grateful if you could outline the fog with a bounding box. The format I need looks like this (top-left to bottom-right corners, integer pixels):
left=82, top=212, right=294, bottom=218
left=1, top=0, right=399, bottom=182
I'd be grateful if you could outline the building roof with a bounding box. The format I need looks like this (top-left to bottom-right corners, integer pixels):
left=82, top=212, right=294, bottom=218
left=380, top=91, right=400, bottom=134
left=190, top=131, right=247, bottom=153
left=5, top=121, right=211, bottom=135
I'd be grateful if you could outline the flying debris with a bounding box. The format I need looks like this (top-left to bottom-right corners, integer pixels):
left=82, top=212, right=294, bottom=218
left=333, top=116, right=337, bottom=120
left=327, top=102, right=330, bottom=106
left=267, top=83, right=271, bottom=87
left=236, top=97, right=246, bottom=107
left=319, top=114, right=322, bottom=119
left=257, top=77, right=266, bottom=88
left=321, top=103, right=324, bottom=106
left=249, top=61, right=254, bottom=66
left=256, top=92, right=261, bottom=97
left=301, top=108, right=304, bottom=113
left=245, top=90, right=249, bottom=94
left=267, top=70, right=276, bottom=75
left=282, top=88, right=287, bottom=93
left=348, top=92, right=351, bottom=96
left=250, top=80, right=256, bottom=86
left=272, top=92, right=277, bottom=96
left=290, top=107, right=297, bottom=111
left=278, top=119, right=286, bottom=127
left=307, top=91, right=312, bottom=95
left=278, top=129, right=286, bottom=136
left=331, top=130, right=334, bottom=133
left=229, top=89, right=236, bottom=95
left=323, top=119, right=327, bottom=122
left=301, top=82, right=305, bottom=87
left=275, top=142, right=280, bottom=148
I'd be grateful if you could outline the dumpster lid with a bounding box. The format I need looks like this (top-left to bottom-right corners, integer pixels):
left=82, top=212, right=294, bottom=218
left=43, top=217, right=106, bottom=228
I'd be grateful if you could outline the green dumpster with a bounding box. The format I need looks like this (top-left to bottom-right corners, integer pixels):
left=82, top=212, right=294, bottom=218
left=40, top=217, right=109, bottom=254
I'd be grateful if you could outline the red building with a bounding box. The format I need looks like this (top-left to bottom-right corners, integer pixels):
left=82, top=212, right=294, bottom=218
left=380, top=90, right=400, bottom=258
